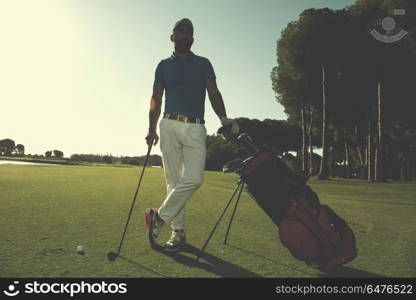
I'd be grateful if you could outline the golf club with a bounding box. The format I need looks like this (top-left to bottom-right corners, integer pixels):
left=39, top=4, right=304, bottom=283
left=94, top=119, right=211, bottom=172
left=107, top=144, right=153, bottom=261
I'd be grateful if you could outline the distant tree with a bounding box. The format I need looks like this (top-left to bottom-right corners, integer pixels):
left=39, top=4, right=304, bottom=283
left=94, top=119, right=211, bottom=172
left=121, top=156, right=140, bottom=165
left=70, top=154, right=80, bottom=161
left=148, top=154, right=162, bottom=166
left=14, top=144, right=25, bottom=156
left=121, top=156, right=130, bottom=164
left=272, top=8, right=348, bottom=177
left=53, top=150, right=64, bottom=158
left=102, top=155, right=112, bottom=164
left=0, top=139, right=15, bottom=156
left=119, top=154, right=162, bottom=166
left=45, top=151, right=52, bottom=158
left=205, top=134, right=237, bottom=171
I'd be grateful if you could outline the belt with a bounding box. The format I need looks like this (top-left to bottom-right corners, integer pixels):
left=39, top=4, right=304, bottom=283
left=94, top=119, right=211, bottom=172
left=163, top=113, right=205, bottom=124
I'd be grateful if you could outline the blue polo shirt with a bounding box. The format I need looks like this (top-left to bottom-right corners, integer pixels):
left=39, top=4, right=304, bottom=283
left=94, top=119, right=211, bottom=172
left=154, top=51, right=216, bottom=120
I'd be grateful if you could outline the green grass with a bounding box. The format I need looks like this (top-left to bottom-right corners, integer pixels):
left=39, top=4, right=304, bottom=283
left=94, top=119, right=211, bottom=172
left=0, top=164, right=415, bottom=278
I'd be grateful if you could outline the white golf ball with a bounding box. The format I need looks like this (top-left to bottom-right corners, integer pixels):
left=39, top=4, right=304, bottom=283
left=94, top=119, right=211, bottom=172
left=76, top=245, right=84, bottom=254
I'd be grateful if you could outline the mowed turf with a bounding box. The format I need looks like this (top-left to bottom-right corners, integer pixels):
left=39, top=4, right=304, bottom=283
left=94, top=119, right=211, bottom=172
left=0, top=164, right=415, bottom=278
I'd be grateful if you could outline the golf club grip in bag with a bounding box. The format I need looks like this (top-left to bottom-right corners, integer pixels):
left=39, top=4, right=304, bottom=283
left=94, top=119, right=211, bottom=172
left=240, top=151, right=357, bottom=270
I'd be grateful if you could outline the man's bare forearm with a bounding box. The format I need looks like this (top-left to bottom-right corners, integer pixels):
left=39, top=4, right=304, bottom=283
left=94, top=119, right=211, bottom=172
left=209, top=90, right=227, bottom=120
left=148, top=97, right=161, bottom=133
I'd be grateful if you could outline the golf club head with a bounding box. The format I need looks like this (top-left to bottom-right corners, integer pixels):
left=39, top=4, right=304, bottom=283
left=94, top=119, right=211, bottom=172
left=222, top=158, right=243, bottom=173
left=237, top=132, right=251, bottom=142
left=107, top=251, right=118, bottom=261
left=237, top=133, right=258, bottom=153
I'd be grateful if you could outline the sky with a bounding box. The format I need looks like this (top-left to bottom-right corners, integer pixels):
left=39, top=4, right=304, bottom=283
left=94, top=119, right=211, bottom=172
left=0, top=0, right=355, bottom=157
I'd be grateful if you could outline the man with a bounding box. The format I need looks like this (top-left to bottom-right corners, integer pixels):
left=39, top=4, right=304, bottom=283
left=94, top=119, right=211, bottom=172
left=144, top=18, right=239, bottom=251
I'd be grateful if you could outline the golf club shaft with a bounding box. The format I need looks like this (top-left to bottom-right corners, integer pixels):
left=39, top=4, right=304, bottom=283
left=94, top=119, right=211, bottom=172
left=196, top=179, right=243, bottom=261
left=115, top=145, right=153, bottom=255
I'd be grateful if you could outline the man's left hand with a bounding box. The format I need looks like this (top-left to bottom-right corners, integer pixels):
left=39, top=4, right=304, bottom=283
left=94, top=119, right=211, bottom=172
left=221, top=117, right=239, bottom=134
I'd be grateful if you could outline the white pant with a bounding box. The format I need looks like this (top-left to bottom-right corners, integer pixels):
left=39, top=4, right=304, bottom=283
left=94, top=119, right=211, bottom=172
left=158, top=117, right=207, bottom=230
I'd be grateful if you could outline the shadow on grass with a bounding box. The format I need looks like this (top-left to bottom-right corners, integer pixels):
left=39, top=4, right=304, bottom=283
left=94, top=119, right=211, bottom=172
left=327, top=197, right=416, bottom=207
left=116, top=255, right=168, bottom=278
left=151, top=243, right=262, bottom=278
left=226, top=244, right=386, bottom=278
left=226, top=244, right=316, bottom=277
left=319, top=267, right=386, bottom=278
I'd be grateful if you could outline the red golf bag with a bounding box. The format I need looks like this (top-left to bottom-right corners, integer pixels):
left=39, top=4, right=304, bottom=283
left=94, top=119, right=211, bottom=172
left=240, top=151, right=357, bottom=270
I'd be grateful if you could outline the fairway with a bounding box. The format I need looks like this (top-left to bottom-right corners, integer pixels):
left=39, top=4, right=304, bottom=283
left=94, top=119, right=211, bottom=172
left=1, top=164, right=415, bottom=278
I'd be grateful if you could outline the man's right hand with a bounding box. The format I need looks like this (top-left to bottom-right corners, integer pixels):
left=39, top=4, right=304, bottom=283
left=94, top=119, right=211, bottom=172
left=145, top=131, right=159, bottom=147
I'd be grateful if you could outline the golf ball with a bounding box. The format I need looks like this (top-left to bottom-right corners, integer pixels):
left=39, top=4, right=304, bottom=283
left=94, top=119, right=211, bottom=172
left=76, top=246, right=84, bottom=254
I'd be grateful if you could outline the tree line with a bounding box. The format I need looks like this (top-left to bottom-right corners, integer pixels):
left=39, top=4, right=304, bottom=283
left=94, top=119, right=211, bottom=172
left=0, top=138, right=65, bottom=159
left=69, top=154, right=162, bottom=166
left=0, top=139, right=25, bottom=156
left=205, top=118, right=321, bottom=173
left=0, top=138, right=162, bottom=167
left=269, top=0, right=416, bottom=181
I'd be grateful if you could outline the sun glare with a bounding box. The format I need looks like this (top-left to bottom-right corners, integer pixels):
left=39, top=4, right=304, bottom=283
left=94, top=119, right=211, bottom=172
left=0, top=0, right=85, bottom=109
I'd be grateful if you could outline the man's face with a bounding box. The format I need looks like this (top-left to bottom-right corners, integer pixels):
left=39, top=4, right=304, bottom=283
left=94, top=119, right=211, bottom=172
left=171, top=26, right=194, bottom=53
